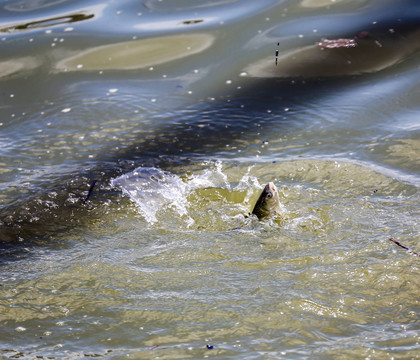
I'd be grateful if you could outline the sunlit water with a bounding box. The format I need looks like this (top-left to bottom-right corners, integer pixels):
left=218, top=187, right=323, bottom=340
left=1, top=0, right=420, bottom=359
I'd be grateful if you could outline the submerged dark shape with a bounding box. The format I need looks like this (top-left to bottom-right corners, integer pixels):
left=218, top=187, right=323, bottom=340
left=252, top=182, right=283, bottom=220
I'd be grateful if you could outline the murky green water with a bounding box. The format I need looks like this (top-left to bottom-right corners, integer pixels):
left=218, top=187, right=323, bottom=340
left=1, top=0, right=419, bottom=358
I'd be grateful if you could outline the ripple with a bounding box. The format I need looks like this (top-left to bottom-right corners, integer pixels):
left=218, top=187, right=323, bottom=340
left=55, top=33, right=214, bottom=72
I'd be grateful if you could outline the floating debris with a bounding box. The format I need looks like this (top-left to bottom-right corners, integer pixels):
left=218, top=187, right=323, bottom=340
left=317, top=38, right=358, bottom=49
left=389, top=238, right=419, bottom=257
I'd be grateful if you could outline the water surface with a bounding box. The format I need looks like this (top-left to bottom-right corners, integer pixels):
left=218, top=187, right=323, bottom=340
left=1, top=0, right=419, bottom=358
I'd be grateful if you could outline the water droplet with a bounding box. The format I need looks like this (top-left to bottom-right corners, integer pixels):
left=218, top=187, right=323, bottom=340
left=64, top=27, right=74, bottom=32
left=239, top=72, right=247, bottom=77
left=61, top=108, right=71, bottom=113
left=225, top=80, right=232, bottom=84
left=15, top=326, right=26, bottom=332
left=77, top=64, right=83, bottom=69
left=109, top=88, right=118, bottom=93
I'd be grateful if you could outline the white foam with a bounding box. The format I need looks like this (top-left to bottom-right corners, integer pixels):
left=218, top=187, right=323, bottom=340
left=111, top=167, right=189, bottom=224
left=110, top=162, right=260, bottom=225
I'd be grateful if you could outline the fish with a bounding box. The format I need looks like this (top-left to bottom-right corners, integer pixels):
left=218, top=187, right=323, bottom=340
left=252, top=182, right=283, bottom=220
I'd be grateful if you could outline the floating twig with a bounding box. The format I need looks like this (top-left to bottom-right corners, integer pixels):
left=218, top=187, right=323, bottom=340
left=389, top=238, right=419, bottom=257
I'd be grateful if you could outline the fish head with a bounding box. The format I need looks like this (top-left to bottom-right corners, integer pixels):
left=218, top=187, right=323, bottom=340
left=263, top=182, right=279, bottom=205
left=252, top=182, right=282, bottom=219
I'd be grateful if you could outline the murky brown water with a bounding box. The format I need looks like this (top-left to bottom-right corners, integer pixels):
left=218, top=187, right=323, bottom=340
left=1, top=0, right=419, bottom=358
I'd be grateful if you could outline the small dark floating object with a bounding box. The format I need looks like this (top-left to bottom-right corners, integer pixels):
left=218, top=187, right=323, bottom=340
left=389, top=238, right=419, bottom=257
left=206, top=344, right=214, bottom=350
left=83, top=180, right=97, bottom=204
left=182, top=19, right=204, bottom=25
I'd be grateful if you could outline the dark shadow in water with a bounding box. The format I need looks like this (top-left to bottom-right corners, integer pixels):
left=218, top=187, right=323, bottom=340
left=1, top=9, right=420, bottom=261
left=0, top=79, right=326, bottom=253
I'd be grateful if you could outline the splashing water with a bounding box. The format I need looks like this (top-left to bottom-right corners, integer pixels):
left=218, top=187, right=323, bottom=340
left=110, top=167, right=190, bottom=224
left=110, top=162, right=260, bottom=226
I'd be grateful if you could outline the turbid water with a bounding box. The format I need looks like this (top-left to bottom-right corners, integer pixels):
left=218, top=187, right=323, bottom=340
left=1, top=0, right=419, bottom=359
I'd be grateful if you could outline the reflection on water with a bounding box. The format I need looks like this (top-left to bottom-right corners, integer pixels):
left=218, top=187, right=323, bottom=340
left=56, top=33, right=214, bottom=71
left=4, top=0, right=70, bottom=12
left=0, top=13, right=94, bottom=33
left=300, top=0, right=369, bottom=8
left=0, top=0, right=420, bottom=358
left=0, top=57, right=39, bottom=78
left=248, top=26, right=420, bottom=77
